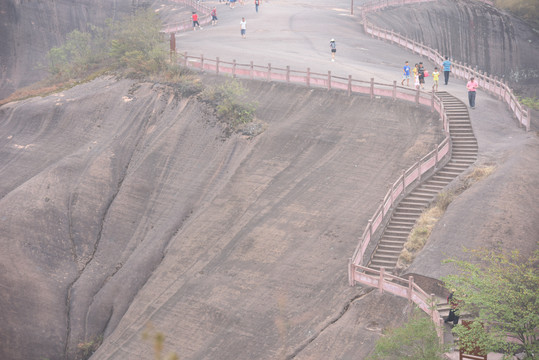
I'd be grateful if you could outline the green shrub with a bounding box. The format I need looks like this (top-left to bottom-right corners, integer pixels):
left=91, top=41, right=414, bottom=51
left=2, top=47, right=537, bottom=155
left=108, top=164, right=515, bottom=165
left=367, top=309, right=446, bottom=360
left=200, top=80, right=257, bottom=129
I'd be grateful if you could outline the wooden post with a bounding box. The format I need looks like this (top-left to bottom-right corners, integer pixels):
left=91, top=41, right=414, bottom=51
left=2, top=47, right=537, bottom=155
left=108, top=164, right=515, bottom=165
left=307, top=67, right=311, bottom=87
left=402, top=169, right=406, bottom=190
left=348, top=258, right=355, bottom=286
left=368, top=219, right=373, bottom=239
left=408, top=276, right=414, bottom=301
left=370, top=78, right=374, bottom=99
left=267, top=63, right=271, bottom=82
left=348, top=75, right=352, bottom=96
left=169, top=33, right=176, bottom=62
left=216, top=57, right=220, bottom=75
left=200, top=54, right=204, bottom=71
left=233, top=59, right=237, bottom=78
left=415, top=89, right=420, bottom=105
left=328, top=71, right=332, bottom=90
left=250, top=61, right=254, bottom=79
left=286, top=66, right=290, bottom=83
left=392, top=80, right=397, bottom=100
left=379, top=267, right=385, bottom=293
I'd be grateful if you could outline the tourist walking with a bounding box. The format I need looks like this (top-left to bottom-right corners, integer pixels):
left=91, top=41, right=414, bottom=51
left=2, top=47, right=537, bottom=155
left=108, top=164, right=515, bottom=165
left=418, top=62, right=426, bottom=89
left=442, top=56, right=451, bottom=85
left=401, top=60, right=411, bottom=86
left=255, top=0, right=260, bottom=12
left=467, top=77, right=479, bottom=109
left=330, top=39, right=336, bottom=61
left=240, top=17, right=247, bottom=38
left=211, top=7, right=218, bottom=25
left=432, top=67, right=440, bottom=92
left=192, top=12, right=202, bottom=30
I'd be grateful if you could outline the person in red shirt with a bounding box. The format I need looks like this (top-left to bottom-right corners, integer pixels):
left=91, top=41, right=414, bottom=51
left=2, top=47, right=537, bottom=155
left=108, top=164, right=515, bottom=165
left=192, top=12, right=202, bottom=31
left=211, top=7, right=218, bottom=26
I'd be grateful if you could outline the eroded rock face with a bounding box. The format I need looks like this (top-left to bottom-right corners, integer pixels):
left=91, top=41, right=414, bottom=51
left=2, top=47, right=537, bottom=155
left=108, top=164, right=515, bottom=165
left=366, top=0, right=539, bottom=94
left=0, top=76, right=441, bottom=360
left=0, top=0, right=143, bottom=99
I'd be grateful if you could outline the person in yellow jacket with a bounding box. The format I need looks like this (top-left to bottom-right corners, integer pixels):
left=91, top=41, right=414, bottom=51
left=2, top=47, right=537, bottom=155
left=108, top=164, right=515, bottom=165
left=432, top=67, right=440, bottom=92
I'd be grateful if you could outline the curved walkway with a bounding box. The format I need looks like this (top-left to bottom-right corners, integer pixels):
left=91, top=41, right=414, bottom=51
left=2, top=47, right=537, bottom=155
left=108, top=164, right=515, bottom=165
left=368, top=91, right=478, bottom=273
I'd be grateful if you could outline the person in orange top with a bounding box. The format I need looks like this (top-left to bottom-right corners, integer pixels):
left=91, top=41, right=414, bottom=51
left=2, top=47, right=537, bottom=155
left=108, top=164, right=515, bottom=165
left=192, top=12, right=202, bottom=31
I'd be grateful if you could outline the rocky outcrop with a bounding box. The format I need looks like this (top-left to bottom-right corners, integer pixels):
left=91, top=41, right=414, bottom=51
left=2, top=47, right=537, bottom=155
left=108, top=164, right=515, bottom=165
left=0, top=0, right=150, bottom=99
left=366, top=0, right=539, bottom=94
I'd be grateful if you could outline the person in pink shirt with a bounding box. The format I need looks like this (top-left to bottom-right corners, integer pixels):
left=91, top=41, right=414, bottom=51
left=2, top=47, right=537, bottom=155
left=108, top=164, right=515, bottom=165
left=466, top=77, right=478, bottom=109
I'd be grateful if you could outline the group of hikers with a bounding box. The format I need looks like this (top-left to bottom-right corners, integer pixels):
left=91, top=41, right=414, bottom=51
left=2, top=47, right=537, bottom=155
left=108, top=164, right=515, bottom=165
left=399, top=56, right=479, bottom=108
left=400, top=59, right=450, bottom=92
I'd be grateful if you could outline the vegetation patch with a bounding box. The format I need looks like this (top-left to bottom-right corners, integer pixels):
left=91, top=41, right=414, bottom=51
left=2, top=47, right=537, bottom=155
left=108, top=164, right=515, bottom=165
left=199, top=80, right=261, bottom=137
left=367, top=309, right=448, bottom=360
left=518, top=96, right=539, bottom=111
left=494, top=0, right=539, bottom=28
left=443, top=247, right=539, bottom=358
left=76, top=335, right=103, bottom=360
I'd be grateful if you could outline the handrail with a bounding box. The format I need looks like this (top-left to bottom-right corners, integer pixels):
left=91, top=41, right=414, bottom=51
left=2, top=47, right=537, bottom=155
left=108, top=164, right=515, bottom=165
left=348, top=263, right=445, bottom=342
left=360, top=1, right=531, bottom=131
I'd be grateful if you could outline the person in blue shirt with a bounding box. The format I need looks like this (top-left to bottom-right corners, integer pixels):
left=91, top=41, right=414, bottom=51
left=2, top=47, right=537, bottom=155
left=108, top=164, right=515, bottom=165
left=401, top=61, right=411, bottom=86
left=442, top=56, right=451, bottom=85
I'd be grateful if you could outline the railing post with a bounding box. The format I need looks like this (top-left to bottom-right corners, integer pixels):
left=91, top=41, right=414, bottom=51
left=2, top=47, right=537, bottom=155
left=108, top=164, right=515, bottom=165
left=348, top=75, right=352, bottom=96
left=233, top=59, right=237, bottom=78
left=250, top=61, right=254, bottom=79
left=328, top=71, right=332, bottom=90
left=392, top=80, right=397, bottom=100
left=415, top=89, right=420, bottom=105
left=408, top=276, right=414, bottom=301
left=286, top=66, right=290, bottom=83
left=368, top=219, right=373, bottom=239
left=526, top=107, right=531, bottom=132
left=169, top=33, right=176, bottom=62
left=370, top=78, right=374, bottom=99
left=348, top=258, right=355, bottom=286
left=401, top=169, right=406, bottom=190
left=200, top=54, right=204, bottom=71
left=306, top=67, right=311, bottom=87
left=216, top=57, right=220, bottom=75
left=267, top=63, right=271, bottom=82
left=418, top=160, right=422, bottom=181
left=435, top=146, right=439, bottom=168
left=379, top=267, right=385, bottom=293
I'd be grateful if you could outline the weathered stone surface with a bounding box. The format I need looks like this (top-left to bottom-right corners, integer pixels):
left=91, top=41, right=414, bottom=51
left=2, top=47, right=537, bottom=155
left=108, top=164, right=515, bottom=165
left=366, top=0, right=539, bottom=95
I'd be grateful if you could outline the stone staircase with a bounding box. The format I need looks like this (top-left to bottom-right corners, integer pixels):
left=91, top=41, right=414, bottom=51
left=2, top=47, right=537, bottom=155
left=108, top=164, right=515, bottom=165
left=367, top=92, right=478, bottom=273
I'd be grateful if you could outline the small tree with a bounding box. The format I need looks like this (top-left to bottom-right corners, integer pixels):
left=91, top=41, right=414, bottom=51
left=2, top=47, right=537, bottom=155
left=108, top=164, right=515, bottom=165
left=443, top=246, right=539, bottom=358
left=367, top=309, right=446, bottom=360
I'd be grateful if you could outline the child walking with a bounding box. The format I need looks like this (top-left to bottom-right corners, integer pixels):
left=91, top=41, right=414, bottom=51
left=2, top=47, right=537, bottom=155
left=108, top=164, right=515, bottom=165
left=432, top=67, right=440, bottom=92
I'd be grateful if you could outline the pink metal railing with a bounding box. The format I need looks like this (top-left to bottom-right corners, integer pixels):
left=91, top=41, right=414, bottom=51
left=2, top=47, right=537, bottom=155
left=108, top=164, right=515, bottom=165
left=348, top=263, right=445, bottom=342
left=360, top=1, right=530, bottom=131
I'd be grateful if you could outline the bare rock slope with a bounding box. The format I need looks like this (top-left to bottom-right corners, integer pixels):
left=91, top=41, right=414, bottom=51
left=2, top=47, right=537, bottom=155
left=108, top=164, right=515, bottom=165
left=0, top=76, right=441, bottom=360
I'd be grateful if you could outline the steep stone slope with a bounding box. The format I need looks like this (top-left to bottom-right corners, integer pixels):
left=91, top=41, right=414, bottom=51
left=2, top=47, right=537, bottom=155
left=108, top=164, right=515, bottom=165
left=0, top=76, right=441, bottom=360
